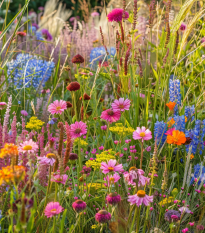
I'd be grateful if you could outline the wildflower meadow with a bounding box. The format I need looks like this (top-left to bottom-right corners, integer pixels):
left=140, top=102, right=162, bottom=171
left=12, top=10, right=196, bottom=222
left=0, top=0, right=205, bottom=232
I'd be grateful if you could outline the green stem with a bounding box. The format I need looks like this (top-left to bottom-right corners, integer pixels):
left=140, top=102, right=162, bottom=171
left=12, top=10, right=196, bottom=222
left=140, top=141, right=144, bottom=169
left=130, top=206, right=138, bottom=233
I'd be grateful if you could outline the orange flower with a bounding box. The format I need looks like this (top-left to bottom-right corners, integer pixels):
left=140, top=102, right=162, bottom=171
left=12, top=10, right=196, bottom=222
left=167, top=118, right=175, bottom=127
left=167, top=130, right=186, bottom=145
left=0, top=165, right=25, bottom=185
left=190, top=154, right=194, bottom=159
left=166, top=101, right=176, bottom=111
left=185, top=116, right=187, bottom=123
left=0, top=143, right=18, bottom=159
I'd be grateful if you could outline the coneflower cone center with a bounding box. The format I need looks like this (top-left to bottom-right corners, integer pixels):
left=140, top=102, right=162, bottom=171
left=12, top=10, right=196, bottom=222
left=46, top=153, right=56, bottom=159
left=75, top=128, right=82, bottom=134
left=129, top=166, right=137, bottom=172
left=23, top=145, right=32, bottom=150
left=139, top=132, right=146, bottom=137
left=137, top=190, right=146, bottom=198
left=107, top=110, right=114, bottom=116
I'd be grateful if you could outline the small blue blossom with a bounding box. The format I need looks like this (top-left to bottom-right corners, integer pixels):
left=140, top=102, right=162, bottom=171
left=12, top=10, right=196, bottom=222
left=90, top=46, right=116, bottom=64
left=185, top=105, right=195, bottom=122
left=190, top=164, right=205, bottom=185
left=169, top=79, right=181, bottom=115
left=48, top=119, right=55, bottom=125
left=154, top=121, right=167, bottom=145
left=174, top=115, right=185, bottom=132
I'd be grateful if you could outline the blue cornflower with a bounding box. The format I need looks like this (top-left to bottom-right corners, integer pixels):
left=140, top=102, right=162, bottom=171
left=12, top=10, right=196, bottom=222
left=154, top=121, right=167, bottom=145
left=185, top=105, right=195, bottom=122
left=7, top=53, right=55, bottom=89
left=174, top=115, right=185, bottom=132
left=89, top=46, right=116, bottom=64
left=190, top=164, right=205, bottom=185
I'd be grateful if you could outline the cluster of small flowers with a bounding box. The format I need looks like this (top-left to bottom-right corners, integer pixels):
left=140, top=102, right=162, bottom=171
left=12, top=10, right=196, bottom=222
left=173, top=115, right=186, bottom=132
left=154, top=121, right=167, bottom=145
left=169, top=79, right=181, bottom=114
left=185, top=105, right=195, bottom=122
left=190, top=164, right=205, bottom=185
left=7, top=53, right=55, bottom=89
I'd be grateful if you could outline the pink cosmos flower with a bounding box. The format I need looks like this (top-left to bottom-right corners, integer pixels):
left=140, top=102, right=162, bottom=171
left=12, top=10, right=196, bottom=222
left=18, top=139, right=38, bottom=154
left=133, top=127, right=152, bottom=142
left=165, top=127, right=175, bottom=136
left=182, top=228, right=189, bottom=233
left=21, top=110, right=28, bottom=116
left=180, top=22, right=186, bottom=31
left=128, top=190, right=153, bottom=207
left=91, top=12, right=99, bottom=17
left=37, top=156, right=56, bottom=166
left=100, top=159, right=123, bottom=174
left=107, top=8, right=129, bottom=22
left=70, top=121, right=87, bottom=138
left=48, top=100, right=67, bottom=115
left=51, top=174, right=68, bottom=185
left=0, top=102, right=7, bottom=110
left=111, top=98, right=131, bottom=112
left=100, top=109, right=121, bottom=123
left=104, top=173, right=121, bottom=186
left=44, top=202, right=64, bottom=218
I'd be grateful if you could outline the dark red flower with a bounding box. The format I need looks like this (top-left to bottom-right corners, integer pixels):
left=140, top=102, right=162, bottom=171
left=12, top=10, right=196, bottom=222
left=69, top=153, right=78, bottom=160
left=83, top=93, right=91, bottom=100
left=67, top=82, right=80, bottom=91
left=66, top=101, right=73, bottom=108
left=72, top=54, right=84, bottom=64
left=183, top=137, right=192, bottom=145
left=16, top=31, right=26, bottom=37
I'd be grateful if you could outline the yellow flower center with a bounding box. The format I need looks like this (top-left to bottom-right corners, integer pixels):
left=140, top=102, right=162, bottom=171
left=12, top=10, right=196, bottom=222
left=109, top=177, right=115, bottom=183
left=137, top=190, right=146, bottom=198
left=56, top=106, right=61, bottom=110
left=46, top=153, right=56, bottom=159
left=108, top=167, right=114, bottom=172
left=129, top=166, right=137, bottom=172
left=51, top=208, right=56, bottom=212
left=23, top=145, right=32, bottom=151
left=139, top=132, right=146, bottom=137
left=56, top=178, right=63, bottom=181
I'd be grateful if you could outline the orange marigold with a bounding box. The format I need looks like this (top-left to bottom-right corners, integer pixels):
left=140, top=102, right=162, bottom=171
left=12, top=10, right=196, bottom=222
left=0, top=165, right=25, bottom=185
left=167, top=130, right=186, bottom=145
left=166, top=101, right=176, bottom=111
left=0, top=143, right=18, bottom=159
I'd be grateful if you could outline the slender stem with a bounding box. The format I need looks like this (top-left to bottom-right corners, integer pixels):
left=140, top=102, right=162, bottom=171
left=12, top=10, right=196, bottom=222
left=140, top=141, right=144, bottom=169
left=130, top=206, right=138, bottom=233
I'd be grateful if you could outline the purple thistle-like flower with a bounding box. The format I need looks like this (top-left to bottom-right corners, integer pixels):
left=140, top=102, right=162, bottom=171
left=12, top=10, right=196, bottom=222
left=107, top=8, right=129, bottom=22
left=106, top=193, right=121, bottom=205
left=72, top=200, right=86, bottom=213
left=164, top=210, right=181, bottom=223
left=95, top=210, right=112, bottom=223
left=41, top=29, right=53, bottom=41
left=179, top=22, right=186, bottom=31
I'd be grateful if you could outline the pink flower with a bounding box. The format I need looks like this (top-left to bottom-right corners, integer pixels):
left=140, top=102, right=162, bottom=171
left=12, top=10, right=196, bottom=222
left=44, top=202, right=64, bottom=218
left=189, top=222, right=194, bottom=226
left=100, top=159, right=123, bottom=174
left=70, top=121, right=87, bottom=138
left=48, top=100, right=67, bottom=115
left=0, top=102, right=7, bottom=110
left=182, top=228, right=189, bottom=233
left=179, top=207, right=191, bottom=214
left=111, top=98, right=131, bottom=112
left=146, top=146, right=151, bottom=152
left=165, top=127, right=175, bottom=136
left=99, top=146, right=104, bottom=150
left=91, top=12, right=99, bottom=17
left=72, top=200, right=86, bottom=213
left=133, top=127, right=152, bottom=142
left=126, top=168, right=150, bottom=186
left=95, top=210, right=112, bottom=223
left=128, top=190, right=153, bottom=207
left=18, top=139, right=38, bottom=154
left=107, top=8, right=129, bottom=22
left=37, top=156, right=56, bottom=166
left=106, top=193, right=121, bottom=205
left=104, top=173, right=121, bottom=186
left=16, top=31, right=26, bottom=37
left=140, top=93, right=145, bottom=98
left=51, top=174, right=68, bottom=185
left=101, top=125, right=107, bottom=130
left=180, top=22, right=186, bottom=31
left=101, top=109, right=121, bottom=123
left=21, top=110, right=28, bottom=116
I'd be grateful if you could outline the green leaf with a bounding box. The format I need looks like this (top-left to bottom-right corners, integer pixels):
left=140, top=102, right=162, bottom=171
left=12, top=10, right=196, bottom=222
left=151, top=65, right=159, bottom=81
left=60, top=209, right=67, bottom=233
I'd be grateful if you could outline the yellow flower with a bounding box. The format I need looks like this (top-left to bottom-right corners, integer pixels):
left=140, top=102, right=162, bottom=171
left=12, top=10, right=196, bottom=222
left=73, top=138, right=88, bottom=147
left=26, top=116, right=44, bottom=130
left=91, top=225, right=97, bottom=229
left=109, top=123, right=135, bottom=136
left=159, top=196, right=174, bottom=206
left=167, top=118, right=175, bottom=127
left=0, top=143, right=18, bottom=159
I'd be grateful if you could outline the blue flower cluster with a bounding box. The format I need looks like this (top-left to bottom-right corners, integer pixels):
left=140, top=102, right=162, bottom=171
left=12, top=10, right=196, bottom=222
left=36, top=31, right=44, bottom=41
left=190, top=164, right=205, bottom=185
left=90, top=46, right=116, bottom=64
left=7, top=53, right=55, bottom=89
left=169, top=79, right=181, bottom=115
left=185, top=105, right=195, bottom=122
left=154, top=121, right=167, bottom=145
left=174, top=115, right=185, bottom=132
left=186, top=120, right=205, bottom=155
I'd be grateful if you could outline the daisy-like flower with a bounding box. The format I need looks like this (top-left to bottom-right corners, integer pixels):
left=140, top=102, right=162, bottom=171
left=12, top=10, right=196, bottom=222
left=179, top=207, right=192, bottom=214
left=107, top=8, right=129, bottom=22
left=100, top=159, right=123, bottom=174
left=104, top=173, right=121, bottom=186
left=111, top=98, right=131, bottom=112
left=128, top=190, right=153, bottom=207
left=70, top=121, right=87, bottom=139
left=133, top=127, right=152, bottom=142
left=51, top=174, right=68, bottom=185
left=100, top=109, right=121, bottom=123
left=18, top=139, right=38, bottom=154
left=37, top=153, right=56, bottom=166
left=167, top=130, right=186, bottom=145
left=124, top=167, right=150, bottom=186
left=48, top=100, right=67, bottom=115
left=44, top=202, right=64, bottom=218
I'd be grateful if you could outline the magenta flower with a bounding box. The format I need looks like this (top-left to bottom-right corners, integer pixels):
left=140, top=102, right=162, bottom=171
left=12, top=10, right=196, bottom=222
left=104, top=173, right=121, bottom=186
left=70, top=121, right=87, bottom=138
left=111, top=98, right=131, bottom=112
left=189, top=222, right=194, bottom=226
left=128, top=190, right=153, bottom=207
left=21, top=110, right=28, bottom=116
left=139, top=93, right=145, bottom=98
left=107, top=8, right=129, bottom=22
left=18, top=139, right=38, bottom=154
left=48, top=100, right=67, bottom=115
left=95, top=210, right=112, bottom=223
left=133, top=127, right=152, bottom=142
left=37, top=156, right=56, bottom=166
left=101, top=125, right=107, bottom=130
left=51, top=174, right=68, bottom=185
left=44, top=202, right=64, bottom=218
left=41, top=29, right=53, bottom=41
left=182, top=228, right=189, bottom=233
left=106, top=193, right=121, bottom=205
left=72, top=200, right=86, bottom=213
left=179, top=22, right=187, bottom=31
left=100, top=159, right=123, bottom=174
left=99, top=146, right=104, bottom=150
left=179, top=207, right=191, bottom=214
left=201, top=37, right=205, bottom=44
left=0, top=102, right=7, bottom=110
left=146, top=146, right=151, bottom=152
left=100, top=109, right=121, bottom=123
left=165, top=127, right=175, bottom=136
left=124, top=168, right=150, bottom=186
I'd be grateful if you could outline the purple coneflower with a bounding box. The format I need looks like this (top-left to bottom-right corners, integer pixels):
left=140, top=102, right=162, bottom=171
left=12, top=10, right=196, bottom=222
left=111, top=98, right=131, bottom=112
left=70, top=121, right=87, bottom=138
left=100, top=159, right=123, bottom=174
left=48, top=100, right=67, bottom=115
left=128, top=190, right=153, bottom=207
left=44, top=202, right=64, bottom=218
left=100, top=109, right=121, bottom=123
